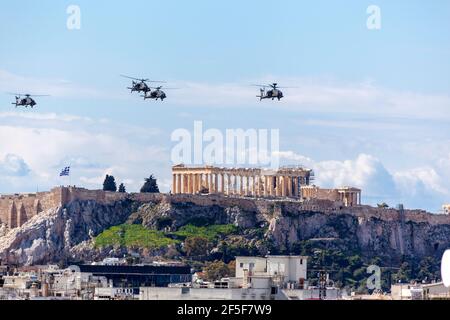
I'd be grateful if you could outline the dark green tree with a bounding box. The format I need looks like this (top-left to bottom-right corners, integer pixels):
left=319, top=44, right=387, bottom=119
left=204, top=260, right=231, bottom=281
left=140, top=175, right=160, bottom=193
left=118, top=183, right=126, bottom=193
left=103, top=175, right=117, bottom=192
left=184, top=236, right=209, bottom=257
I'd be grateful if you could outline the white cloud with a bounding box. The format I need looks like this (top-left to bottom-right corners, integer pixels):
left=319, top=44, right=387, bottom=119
left=0, top=154, right=31, bottom=177
left=0, top=112, right=167, bottom=193
left=169, top=77, right=450, bottom=121
left=0, top=69, right=124, bottom=100
left=278, top=151, right=449, bottom=212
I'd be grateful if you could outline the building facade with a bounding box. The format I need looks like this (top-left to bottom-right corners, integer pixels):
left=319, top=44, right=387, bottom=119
left=172, top=165, right=361, bottom=207
left=301, top=186, right=362, bottom=207
left=172, top=165, right=313, bottom=198
left=235, top=255, right=308, bottom=286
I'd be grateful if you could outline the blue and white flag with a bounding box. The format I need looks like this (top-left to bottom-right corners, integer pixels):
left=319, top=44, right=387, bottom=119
left=60, top=166, right=70, bottom=177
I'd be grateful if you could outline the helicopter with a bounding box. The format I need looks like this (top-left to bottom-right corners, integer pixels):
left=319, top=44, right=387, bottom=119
left=142, top=86, right=179, bottom=101
left=252, top=83, right=293, bottom=101
left=9, top=93, right=49, bottom=108
left=120, top=75, right=165, bottom=94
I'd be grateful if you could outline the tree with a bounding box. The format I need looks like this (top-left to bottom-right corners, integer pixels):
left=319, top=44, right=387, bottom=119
left=118, top=183, right=126, bottom=193
left=140, top=174, right=160, bottom=193
left=394, top=261, right=412, bottom=283
left=377, top=202, right=389, bottom=209
left=103, top=175, right=117, bottom=192
left=227, top=260, right=236, bottom=277
left=184, top=236, right=209, bottom=257
left=204, top=260, right=231, bottom=281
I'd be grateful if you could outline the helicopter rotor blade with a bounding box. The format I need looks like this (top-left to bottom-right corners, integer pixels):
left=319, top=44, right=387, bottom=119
left=120, top=75, right=166, bottom=83
left=120, top=74, right=141, bottom=81
left=120, top=74, right=150, bottom=82
left=150, top=87, right=179, bottom=90
left=7, top=93, right=50, bottom=97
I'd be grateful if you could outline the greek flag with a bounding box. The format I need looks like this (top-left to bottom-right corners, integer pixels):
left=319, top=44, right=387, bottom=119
left=60, top=166, right=70, bottom=177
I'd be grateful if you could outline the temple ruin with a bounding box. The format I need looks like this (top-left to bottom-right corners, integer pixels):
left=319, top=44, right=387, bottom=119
left=172, top=165, right=313, bottom=197
left=172, top=165, right=361, bottom=206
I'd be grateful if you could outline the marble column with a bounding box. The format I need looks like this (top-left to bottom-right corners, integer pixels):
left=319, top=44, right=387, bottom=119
left=214, top=174, right=219, bottom=193
left=172, top=174, right=177, bottom=194
left=220, top=174, right=224, bottom=193
left=286, top=177, right=292, bottom=197
left=246, top=176, right=250, bottom=196
left=182, top=174, right=186, bottom=193
left=186, top=174, right=191, bottom=194
left=204, top=174, right=209, bottom=193
left=281, top=176, right=286, bottom=197
left=198, top=174, right=203, bottom=193
left=268, top=176, right=273, bottom=196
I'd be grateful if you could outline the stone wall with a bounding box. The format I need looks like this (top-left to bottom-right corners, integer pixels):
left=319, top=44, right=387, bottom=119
left=1, top=186, right=449, bottom=230
left=0, top=188, right=64, bottom=229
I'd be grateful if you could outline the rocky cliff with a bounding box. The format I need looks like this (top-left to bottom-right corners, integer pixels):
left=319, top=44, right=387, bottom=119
left=0, top=195, right=449, bottom=267
left=0, top=199, right=135, bottom=265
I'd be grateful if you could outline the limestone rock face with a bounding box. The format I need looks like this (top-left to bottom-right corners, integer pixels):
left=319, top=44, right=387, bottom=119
left=266, top=208, right=450, bottom=264
left=0, top=200, right=133, bottom=266
left=0, top=223, right=7, bottom=238
left=127, top=201, right=264, bottom=230
left=1, top=196, right=450, bottom=266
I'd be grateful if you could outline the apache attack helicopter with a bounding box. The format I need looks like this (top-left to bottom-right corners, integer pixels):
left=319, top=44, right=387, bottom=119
left=120, top=75, right=165, bottom=94
left=9, top=93, right=50, bottom=108
left=252, top=83, right=294, bottom=101
left=142, top=86, right=179, bottom=102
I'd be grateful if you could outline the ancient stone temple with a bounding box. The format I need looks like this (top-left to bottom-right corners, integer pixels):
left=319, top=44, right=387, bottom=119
left=301, top=185, right=362, bottom=207
left=172, top=165, right=313, bottom=198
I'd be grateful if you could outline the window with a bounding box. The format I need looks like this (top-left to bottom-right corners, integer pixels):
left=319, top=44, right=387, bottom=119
left=240, top=263, right=244, bottom=268
left=300, top=259, right=303, bottom=265
left=249, top=263, right=255, bottom=268
left=181, top=287, right=190, bottom=294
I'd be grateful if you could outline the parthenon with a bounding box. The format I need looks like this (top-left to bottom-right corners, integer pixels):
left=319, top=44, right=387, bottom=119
left=172, top=165, right=313, bottom=198
left=172, top=165, right=362, bottom=206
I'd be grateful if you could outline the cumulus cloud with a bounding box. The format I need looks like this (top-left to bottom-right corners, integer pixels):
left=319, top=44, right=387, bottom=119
left=314, top=154, right=398, bottom=199
left=0, top=154, right=30, bottom=177
left=278, top=151, right=449, bottom=212
left=0, top=112, right=167, bottom=193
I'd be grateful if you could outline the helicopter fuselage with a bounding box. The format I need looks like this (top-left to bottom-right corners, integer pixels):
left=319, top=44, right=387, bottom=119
left=259, top=88, right=283, bottom=101
left=12, top=97, right=37, bottom=108
left=128, top=81, right=150, bottom=93
left=144, top=90, right=166, bottom=101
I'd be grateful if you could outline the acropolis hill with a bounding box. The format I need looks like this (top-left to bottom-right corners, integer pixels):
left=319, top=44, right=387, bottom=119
left=1, top=182, right=450, bottom=266
left=1, top=184, right=449, bottom=230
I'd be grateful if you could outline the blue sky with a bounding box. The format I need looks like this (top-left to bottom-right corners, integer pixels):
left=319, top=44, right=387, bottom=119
left=0, top=0, right=449, bottom=212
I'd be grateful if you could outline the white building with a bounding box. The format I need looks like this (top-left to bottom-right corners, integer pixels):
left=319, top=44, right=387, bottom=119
left=235, top=255, right=308, bottom=286
left=391, top=282, right=450, bottom=300
left=139, top=287, right=281, bottom=300
left=140, top=255, right=319, bottom=300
